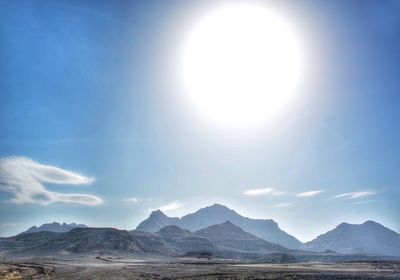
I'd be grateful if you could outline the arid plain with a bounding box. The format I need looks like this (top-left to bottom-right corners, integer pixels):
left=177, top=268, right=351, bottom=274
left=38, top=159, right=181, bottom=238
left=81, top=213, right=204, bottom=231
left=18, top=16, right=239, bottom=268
left=1, top=258, right=400, bottom=280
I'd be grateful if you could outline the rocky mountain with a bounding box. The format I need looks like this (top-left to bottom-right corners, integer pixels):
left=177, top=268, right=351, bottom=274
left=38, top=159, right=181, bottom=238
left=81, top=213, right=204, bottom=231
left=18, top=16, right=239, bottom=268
left=136, top=204, right=302, bottom=249
left=8, top=228, right=145, bottom=254
left=154, top=226, right=217, bottom=254
left=2, top=227, right=177, bottom=256
left=303, top=221, right=400, bottom=257
left=0, top=225, right=284, bottom=260
left=157, top=225, right=191, bottom=238
left=194, top=221, right=289, bottom=254
left=21, top=222, right=87, bottom=234
left=2, top=223, right=398, bottom=262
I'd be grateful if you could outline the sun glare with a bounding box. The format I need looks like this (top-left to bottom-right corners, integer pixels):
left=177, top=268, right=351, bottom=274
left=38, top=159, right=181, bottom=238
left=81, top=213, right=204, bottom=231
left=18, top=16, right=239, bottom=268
left=181, top=4, right=303, bottom=127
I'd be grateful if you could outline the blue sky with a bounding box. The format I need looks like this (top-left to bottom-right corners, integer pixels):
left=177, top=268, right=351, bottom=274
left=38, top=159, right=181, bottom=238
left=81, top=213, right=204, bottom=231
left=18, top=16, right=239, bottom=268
left=0, top=0, right=399, bottom=241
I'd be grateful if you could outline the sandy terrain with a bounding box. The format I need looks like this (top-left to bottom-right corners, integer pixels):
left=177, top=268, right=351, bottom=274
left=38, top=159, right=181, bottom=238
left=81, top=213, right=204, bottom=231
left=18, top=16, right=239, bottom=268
left=1, top=258, right=400, bottom=279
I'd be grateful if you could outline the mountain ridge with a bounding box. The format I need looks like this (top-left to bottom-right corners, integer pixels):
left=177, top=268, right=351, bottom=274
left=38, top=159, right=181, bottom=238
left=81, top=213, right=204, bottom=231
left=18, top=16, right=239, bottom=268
left=21, top=222, right=87, bottom=234
left=303, top=220, right=400, bottom=257
left=194, top=221, right=289, bottom=254
left=136, top=204, right=302, bottom=249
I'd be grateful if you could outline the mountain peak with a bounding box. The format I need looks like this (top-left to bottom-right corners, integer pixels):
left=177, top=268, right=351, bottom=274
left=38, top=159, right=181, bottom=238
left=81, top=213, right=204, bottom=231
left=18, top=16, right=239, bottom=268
left=150, top=209, right=167, bottom=218
left=194, top=221, right=258, bottom=241
left=337, top=222, right=350, bottom=228
left=363, top=220, right=380, bottom=226
left=209, top=203, right=230, bottom=209
left=304, top=220, right=400, bottom=257
left=203, top=203, right=234, bottom=211
left=157, top=225, right=191, bottom=238
left=136, top=203, right=302, bottom=249
left=220, top=220, right=236, bottom=227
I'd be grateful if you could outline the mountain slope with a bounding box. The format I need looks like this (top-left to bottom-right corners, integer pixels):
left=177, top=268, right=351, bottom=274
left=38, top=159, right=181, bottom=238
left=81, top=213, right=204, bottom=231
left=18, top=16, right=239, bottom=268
left=1, top=226, right=215, bottom=257
left=194, top=221, right=289, bottom=254
left=136, top=204, right=302, bottom=249
left=303, top=221, right=400, bottom=257
left=155, top=225, right=217, bottom=254
left=21, top=222, right=87, bottom=234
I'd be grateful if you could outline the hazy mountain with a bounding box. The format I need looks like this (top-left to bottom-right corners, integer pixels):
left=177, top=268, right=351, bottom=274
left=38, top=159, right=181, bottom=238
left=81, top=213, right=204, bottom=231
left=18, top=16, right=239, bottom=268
left=0, top=226, right=263, bottom=259
left=136, top=204, right=302, bottom=249
left=22, top=222, right=87, bottom=234
left=155, top=225, right=217, bottom=254
left=2, top=224, right=398, bottom=262
left=303, top=221, right=400, bottom=257
left=194, top=221, right=289, bottom=254
left=157, top=225, right=191, bottom=238
left=136, top=210, right=180, bottom=233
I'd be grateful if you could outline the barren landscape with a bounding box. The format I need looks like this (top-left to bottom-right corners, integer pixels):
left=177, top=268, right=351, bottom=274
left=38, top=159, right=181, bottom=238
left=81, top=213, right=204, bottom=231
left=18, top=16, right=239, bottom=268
left=1, top=258, right=400, bottom=279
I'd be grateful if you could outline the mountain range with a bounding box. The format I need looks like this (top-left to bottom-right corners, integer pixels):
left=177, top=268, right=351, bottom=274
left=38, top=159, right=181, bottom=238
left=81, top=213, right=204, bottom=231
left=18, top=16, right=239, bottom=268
left=2, top=204, right=400, bottom=259
left=136, top=204, right=302, bottom=249
left=303, top=220, right=400, bottom=257
left=22, top=222, right=87, bottom=234
left=0, top=223, right=294, bottom=262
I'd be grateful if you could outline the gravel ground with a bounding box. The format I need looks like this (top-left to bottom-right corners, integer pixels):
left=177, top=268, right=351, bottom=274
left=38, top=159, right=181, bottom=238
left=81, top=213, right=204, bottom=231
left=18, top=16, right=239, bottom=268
left=1, top=259, right=400, bottom=279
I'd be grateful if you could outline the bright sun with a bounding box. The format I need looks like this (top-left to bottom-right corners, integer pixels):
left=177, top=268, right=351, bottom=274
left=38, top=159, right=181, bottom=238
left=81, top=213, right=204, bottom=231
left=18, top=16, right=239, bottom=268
left=181, top=4, right=302, bottom=127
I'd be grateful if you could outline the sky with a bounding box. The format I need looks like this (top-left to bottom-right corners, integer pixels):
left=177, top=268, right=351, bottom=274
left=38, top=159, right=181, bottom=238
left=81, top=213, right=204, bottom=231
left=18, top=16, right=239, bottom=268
left=0, top=0, right=399, bottom=242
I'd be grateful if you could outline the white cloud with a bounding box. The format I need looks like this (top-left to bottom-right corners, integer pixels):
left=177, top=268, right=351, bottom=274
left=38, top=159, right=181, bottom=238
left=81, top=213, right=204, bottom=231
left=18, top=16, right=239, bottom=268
left=0, top=156, right=102, bottom=206
left=122, top=197, right=139, bottom=203
left=274, top=202, right=292, bottom=208
left=159, top=200, right=183, bottom=212
left=296, top=190, right=323, bottom=198
left=334, top=191, right=375, bottom=199
left=244, top=187, right=285, bottom=196
left=244, top=188, right=274, bottom=196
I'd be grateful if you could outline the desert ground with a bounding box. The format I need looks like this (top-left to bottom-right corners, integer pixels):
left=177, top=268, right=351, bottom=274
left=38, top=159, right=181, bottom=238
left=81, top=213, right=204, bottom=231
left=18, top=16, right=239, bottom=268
left=1, top=258, right=400, bottom=279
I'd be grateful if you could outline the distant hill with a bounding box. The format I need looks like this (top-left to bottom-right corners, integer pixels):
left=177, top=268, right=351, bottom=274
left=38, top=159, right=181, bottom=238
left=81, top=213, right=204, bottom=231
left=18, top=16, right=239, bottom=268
left=136, top=204, right=302, bottom=249
left=194, top=221, right=289, bottom=254
left=303, top=221, right=400, bottom=257
left=21, top=222, right=87, bottom=234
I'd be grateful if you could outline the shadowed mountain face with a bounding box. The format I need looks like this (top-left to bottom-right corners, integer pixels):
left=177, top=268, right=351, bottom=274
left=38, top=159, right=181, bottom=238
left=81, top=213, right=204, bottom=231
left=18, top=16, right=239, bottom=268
left=136, top=204, right=302, bottom=249
left=1, top=223, right=399, bottom=262
left=194, top=221, right=289, bottom=254
left=303, top=221, right=400, bottom=257
left=12, top=228, right=146, bottom=254
left=22, top=222, right=87, bottom=234
left=0, top=225, right=284, bottom=260
left=2, top=228, right=180, bottom=256
left=155, top=225, right=217, bottom=254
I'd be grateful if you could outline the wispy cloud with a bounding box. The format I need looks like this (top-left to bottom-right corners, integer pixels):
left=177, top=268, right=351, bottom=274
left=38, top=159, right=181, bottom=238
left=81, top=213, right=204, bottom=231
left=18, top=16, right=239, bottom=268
left=159, top=200, right=183, bottom=212
left=122, top=197, right=139, bottom=203
left=274, top=202, right=292, bottom=208
left=0, top=156, right=102, bottom=206
left=334, top=191, right=375, bottom=199
left=296, top=190, right=324, bottom=198
left=243, top=188, right=285, bottom=197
